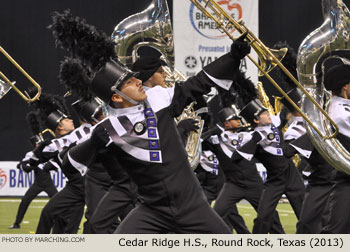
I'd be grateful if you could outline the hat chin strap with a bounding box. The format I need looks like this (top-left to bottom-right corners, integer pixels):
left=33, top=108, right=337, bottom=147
left=111, top=87, right=140, bottom=105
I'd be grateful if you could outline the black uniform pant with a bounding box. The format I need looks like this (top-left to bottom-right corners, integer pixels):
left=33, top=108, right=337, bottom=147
left=83, top=174, right=111, bottom=234
left=321, top=178, right=350, bottom=234
left=36, top=182, right=85, bottom=234
left=253, top=165, right=305, bottom=234
left=195, top=167, right=225, bottom=203
left=225, top=204, right=251, bottom=234
left=89, top=183, right=137, bottom=234
left=14, top=181, right=57, bottom=224
left=296, top=183, right=332, bottom=233
left=214, top=181, right=285, bottom=234
left=115, top=200, right=231, bottom=234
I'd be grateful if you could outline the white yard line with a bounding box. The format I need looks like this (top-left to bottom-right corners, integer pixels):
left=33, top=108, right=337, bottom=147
left=0, top=199, right=48, bottom=203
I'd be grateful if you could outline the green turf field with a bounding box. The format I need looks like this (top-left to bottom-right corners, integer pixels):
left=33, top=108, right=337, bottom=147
left=0, top=198, right=297, bottom=234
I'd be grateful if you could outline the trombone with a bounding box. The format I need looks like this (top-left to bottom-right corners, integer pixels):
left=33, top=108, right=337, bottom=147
left=0, top=46, right=41, bottom=103
left=189, top=0, right=339, bottom=140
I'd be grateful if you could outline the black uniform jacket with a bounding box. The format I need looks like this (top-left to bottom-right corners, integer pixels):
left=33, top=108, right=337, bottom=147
left=283, top=133, right=334, bottom=185
left=18, top=151, right=56, bottom=188
left=204, top=126, right=262, bottom=187
left=66, top=53, right=239, bottom=209
left=232, top=110, right=292, bottom=182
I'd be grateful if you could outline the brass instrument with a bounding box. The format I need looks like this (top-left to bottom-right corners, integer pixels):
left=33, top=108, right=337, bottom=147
left=273, top=96, right=284, bottom=115
left=257, top=81, right=275, bottom=116
left=162, top=64, right=187, bottom=87
left=296, top=0, right=350, bottom=174
left=257, top=82, right=300, bottom=167
left=189, top=0, right=339, bottom=140
left=30, top=128, right=56, bottom=147
left=0, top=46, right=41, bottom=102
left=111, top=0, right=174, bottom=68
left=112, top=0, right=204, bottom=170
left=37, top=128, right=56, bottom=141
left=176, top=102, right=204, bottom=170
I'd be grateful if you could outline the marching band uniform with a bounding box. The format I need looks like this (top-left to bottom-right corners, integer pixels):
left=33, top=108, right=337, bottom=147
left=195, top=149, right=224, bottom=204
left=283, top=115, right=334, bottom=233
left=10, top=93, right=78, bottom=233
left=59, top=56, right=140, bottom=234
left=70, top=99, right=115, bottom=234
left=283, top=115, right=311, bottom=175
left=321, top=96, right=350, bottom=233
left=234, top=102, right=305, bottom=233
left=33, top=95, right=96, bottom=234
left=83, top=158, right=113, bottom=233
left=50, top=11, right=252, bottom=233
left=10, top=106, right=59, bottom=230
left=36, top=123, right=91, bottom=233
left=9, top=150, right=58, bottom=229
left=65, top=50, right=246, bottom=233
left=204, top=109, right=284, bottom=234
left=321, top=63, right=350, bottom=233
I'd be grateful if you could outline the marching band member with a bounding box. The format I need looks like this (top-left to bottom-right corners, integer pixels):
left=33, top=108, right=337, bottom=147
left=279, top=70, right=334, bottom=233
left=32, top=92, right=87, bottom=234
left=59, top=57, right=139, bottom=234
left=202, top=70, right=285, bottom=234
left=49, top=10, right=251, bottom=233
left=283, top=112, right=334, bottom=233
left=321, top=55, right=350, bottom=233
left=9, top=110, right=58, bottom=230
left=131, top=56, right=167, bottom=89
left=226, top=58, right=307, bottom=234
left=270, top=42, right=334, bottom=233
left=231, top=98, right=306, bottom=234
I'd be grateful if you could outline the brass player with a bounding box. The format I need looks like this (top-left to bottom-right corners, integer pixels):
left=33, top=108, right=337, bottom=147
left=49, top=10, right=251, bottom=233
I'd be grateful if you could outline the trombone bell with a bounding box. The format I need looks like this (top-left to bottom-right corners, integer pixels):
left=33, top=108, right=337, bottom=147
left=0, top=46, right=41, bottom=103
left=0, top=79, right=16, bottom=99
left=258, top=47, right=288, bottom=76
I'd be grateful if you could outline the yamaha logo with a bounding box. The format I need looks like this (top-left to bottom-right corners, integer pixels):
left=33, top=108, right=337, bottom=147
left=184, top=56, right=197, bottom=69
left=189, top=0, right=242, bottom=39
left=0, top=168, right=7, bottom=190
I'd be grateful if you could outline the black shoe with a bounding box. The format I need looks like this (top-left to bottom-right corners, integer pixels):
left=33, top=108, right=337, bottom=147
left=9, top=223, right=20, bottom=229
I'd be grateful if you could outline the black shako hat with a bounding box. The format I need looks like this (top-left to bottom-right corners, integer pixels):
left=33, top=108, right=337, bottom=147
left=324, top=64, right=350, bottom=91
left=72, top=97, right=103, bottom=124
left=131, top=57, right=166, bottom=83
left=90, top=60, right=139, bottom=103
left=46, top=110, right=69, bottom=132
left=29, top=92, right=71, bottom=132
left=240, top=99, right=267, bottom=124
left=218, top=107, right=241, bottom=124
